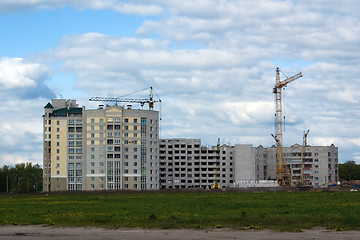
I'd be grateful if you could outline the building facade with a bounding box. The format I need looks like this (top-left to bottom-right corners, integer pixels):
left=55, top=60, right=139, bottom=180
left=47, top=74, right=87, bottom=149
left=159, top=139, right=255, bottom=189
left=43, top=100, right=338, bottom=191
left=43, top=99, right=160, bottom=192
left=254, top=144, right=338, bottom=187
left=159, top=139, right=338, bottom=189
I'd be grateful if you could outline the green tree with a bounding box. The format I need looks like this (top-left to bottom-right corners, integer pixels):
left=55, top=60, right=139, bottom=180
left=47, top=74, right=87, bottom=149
left=0, top=163, right=43, bottom=193
left=339, top=161, right=360, bottom=181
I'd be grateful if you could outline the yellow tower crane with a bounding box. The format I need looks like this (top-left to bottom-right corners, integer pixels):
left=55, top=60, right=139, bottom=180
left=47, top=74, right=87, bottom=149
left=211, top=138, right=221, bottom=190
left=299, top=130, right=310, bottom=186
left=272, top=68, right=302, bottom=186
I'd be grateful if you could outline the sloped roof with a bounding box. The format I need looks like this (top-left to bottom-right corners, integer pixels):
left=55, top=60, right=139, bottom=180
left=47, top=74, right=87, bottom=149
left=44, top=102, right=54, bottom=108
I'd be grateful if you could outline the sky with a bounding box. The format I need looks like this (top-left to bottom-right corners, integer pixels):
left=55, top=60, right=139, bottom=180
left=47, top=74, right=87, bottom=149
left=0, top=0, right=359, bottom=167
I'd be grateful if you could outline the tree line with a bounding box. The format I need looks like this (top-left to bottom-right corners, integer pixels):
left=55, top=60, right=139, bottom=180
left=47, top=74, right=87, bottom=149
left=339, top=161, right=360, bottom=181
left=0, top=163, right=43, bottom=193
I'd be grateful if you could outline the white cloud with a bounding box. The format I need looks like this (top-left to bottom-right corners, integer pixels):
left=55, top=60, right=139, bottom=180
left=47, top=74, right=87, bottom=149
left=0, top=58, right=38, bottom=89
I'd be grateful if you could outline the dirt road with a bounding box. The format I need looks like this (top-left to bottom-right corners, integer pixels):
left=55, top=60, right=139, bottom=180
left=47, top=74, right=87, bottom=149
left=0, top=225, right=359, bottom=240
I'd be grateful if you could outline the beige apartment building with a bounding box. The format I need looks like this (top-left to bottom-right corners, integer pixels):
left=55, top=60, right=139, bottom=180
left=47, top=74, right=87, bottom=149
left=43, top=99, right=160, bottom=192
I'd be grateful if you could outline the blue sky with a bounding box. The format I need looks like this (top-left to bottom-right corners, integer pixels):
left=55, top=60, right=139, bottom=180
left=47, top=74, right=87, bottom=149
left=0, top=0, right=359, bottom=166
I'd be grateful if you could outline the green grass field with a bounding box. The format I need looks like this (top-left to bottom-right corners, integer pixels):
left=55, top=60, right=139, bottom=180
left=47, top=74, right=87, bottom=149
left=0, top=190, right=359, bottom=231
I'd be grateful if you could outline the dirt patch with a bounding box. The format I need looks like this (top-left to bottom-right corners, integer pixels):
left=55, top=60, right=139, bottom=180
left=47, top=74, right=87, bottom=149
left=0, top=225, right=359, bottom=240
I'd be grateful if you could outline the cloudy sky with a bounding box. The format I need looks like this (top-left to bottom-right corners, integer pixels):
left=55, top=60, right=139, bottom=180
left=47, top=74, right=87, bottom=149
left=0, top=0, right=359, bottom=166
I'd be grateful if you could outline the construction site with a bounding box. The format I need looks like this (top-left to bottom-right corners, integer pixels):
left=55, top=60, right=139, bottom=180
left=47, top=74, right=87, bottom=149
left=42, top=68, right=338, bottom=192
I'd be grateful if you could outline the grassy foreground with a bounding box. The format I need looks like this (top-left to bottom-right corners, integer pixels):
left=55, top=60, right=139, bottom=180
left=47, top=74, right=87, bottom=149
left=0, top=191, right=359, bottom=231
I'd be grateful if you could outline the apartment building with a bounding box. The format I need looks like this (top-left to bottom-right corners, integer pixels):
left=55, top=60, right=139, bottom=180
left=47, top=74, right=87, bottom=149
left=254, top=144, right=338, bottom=187
left=159, top=139, right=338, bottom=189
left=159, top=139, right=255, bottom=189
left=43, top=99, right=160, bottom=192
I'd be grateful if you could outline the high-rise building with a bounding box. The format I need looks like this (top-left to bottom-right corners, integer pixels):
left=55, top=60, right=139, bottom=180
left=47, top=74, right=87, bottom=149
left=43, top=99, right=159, bottom=192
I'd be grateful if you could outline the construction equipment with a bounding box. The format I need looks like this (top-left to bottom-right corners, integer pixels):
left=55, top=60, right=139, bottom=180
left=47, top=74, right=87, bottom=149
left=211, top=138, right=221, bottom=190
left=298, top=130, right=310, bottom=186
left=272, top=68, right=302, bottom=186
left=89, top=87, right=161, bottom=110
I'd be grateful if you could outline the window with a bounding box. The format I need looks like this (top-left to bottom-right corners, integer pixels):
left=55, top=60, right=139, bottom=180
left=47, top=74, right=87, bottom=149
left=124, top=162, right=128, bottom=166
left=91, top=184, right=94, bottom=189
left=133, top=169, right=138, bottom=174
left=114, top=117, right=121, bottom=123
left=91, top=133, right=95, bottom=138
left=134, top=177, right=138, bottom=181
left=100, top=118, right=104, bottom=123
left=134, top=133, right=138, bottom=138
left=134, top=126, right=138, bottom=131
left=57, top=156, right=60, bottom=160
left=91, top=177, right=94, bottom=181
left=91, top=147, right=94, bottom=152
left=57, top=128, right=60, bottom=132
left=91, top=170, right=95, bottom=174
left=100, top=177, right=104, bottom=181
left=134, top=118, right=138, bottom=123
left=134, top=147, right=138, bottom=152
left=68, top=120, right=74, bottom=125
left=134, top=162, right=138, bottom=166
left=124, top=118, right=128, bottom=123
left=57, top=121, right=60, bottom=125
left=124, top=133, right=129, bottom=137
left=99, top=162, right=104, bottom=167
left=100, top=184, right=104, bottom=189
left=107, top=117, right=113, bottom=123
left=91, top=126, right=94, bottom=131
left=134, top=155, right=138, bottom=159
left=124, top=140, right=129, bottom=144
left=91, top=162, right=95, bottom=167
left=91, top=118, right=95, bottom=123
left=114, top=139, right=121, bottom=144
left=134, top=184, right=138, bottom=189
left=57, top=135, right=60, bottom=139
left=99, top=126, right=104, bottom=131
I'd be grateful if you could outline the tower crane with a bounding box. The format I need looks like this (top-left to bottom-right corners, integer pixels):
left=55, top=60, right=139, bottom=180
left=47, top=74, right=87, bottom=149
left=89, top=87, right=161, bottom=110
left=272, top=68, right=302, bottom=186
left=299, top=130, right=310, bottom=186
left=211, top=138, right=221, bottom=190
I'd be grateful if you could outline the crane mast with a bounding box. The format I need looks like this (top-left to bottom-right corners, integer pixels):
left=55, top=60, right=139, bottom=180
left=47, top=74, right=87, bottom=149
left=212, top=138, right=221, bottom=190
left=273, top=68, right=302, bottom=186
left=299, top=130, right=310, bottom=186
